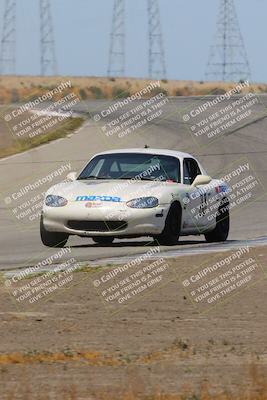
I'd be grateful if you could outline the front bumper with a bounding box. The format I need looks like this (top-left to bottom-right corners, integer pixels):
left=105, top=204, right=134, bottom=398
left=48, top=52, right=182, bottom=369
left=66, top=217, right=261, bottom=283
left=42, top=202, right=169, bottom=237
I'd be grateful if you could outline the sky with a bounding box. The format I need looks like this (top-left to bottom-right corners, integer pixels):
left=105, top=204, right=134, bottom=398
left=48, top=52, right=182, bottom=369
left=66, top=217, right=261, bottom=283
left=0, top=0, right=266, bottom=83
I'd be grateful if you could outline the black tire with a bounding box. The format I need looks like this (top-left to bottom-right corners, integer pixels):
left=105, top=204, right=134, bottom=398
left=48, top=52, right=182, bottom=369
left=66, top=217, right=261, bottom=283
left=40, top=215, right=69, bottom=247
left=204, top=198, right=230, bottom=243
left=92, top=236, right=114, bottom=245
left=154, top=202, right=181, bottom=246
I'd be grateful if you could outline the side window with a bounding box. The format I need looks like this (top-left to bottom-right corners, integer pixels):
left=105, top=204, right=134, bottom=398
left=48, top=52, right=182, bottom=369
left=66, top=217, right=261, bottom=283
left=183, top=161, right=191, bottom=185
left=183, top=158, right=201, bottom=185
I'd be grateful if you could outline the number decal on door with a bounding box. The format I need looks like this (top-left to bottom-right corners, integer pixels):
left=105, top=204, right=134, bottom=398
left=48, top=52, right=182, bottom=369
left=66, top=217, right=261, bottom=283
left=199, top=193, right=208, bottom=217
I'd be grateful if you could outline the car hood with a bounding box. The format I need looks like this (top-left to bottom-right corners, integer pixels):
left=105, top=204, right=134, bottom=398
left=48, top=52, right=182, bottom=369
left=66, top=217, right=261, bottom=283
left=47, top=179, right=183, bottom=203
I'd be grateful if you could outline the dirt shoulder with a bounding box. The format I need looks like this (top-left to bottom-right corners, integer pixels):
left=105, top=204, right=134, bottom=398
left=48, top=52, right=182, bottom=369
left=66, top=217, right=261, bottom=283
left=0, top=245, right=267, bottom=399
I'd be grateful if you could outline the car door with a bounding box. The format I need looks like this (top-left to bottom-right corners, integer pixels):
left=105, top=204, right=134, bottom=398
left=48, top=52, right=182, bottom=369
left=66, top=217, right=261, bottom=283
left=182, top=158, right=211, bottom=232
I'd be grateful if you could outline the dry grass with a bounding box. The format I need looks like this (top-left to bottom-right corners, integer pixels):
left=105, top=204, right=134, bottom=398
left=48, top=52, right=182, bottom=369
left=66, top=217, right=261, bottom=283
left=0, top=76, right=266, bottom=104
left=0, top=338, right=196, bottom=368
left=1, top=364, right=267, bottom=400
left=106, top=365, right=267, bottom=400
left=0, top=350, right=119, bottom=366
left=0, top=117, right=84, bottom=158
left=0, top=346, right=267, bottom=399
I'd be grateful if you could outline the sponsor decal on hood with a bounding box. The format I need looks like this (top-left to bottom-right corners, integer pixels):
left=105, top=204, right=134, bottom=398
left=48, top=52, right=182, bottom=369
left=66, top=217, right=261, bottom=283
left=75, top=195, right=122, bottom=202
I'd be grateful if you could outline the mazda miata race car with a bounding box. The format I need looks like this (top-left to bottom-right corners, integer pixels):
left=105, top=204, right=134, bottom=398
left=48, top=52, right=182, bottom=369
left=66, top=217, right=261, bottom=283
left=40, top=148, right=230, bottom=247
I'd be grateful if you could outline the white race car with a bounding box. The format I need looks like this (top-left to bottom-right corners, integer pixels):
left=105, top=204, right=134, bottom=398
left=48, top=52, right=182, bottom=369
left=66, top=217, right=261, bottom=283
left=40, top=148, right=230, bottom=247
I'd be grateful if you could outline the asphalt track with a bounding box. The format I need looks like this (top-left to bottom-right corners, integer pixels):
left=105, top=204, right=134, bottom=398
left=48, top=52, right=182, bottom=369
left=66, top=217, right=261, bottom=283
left=0, top=95, right=267, bottom=271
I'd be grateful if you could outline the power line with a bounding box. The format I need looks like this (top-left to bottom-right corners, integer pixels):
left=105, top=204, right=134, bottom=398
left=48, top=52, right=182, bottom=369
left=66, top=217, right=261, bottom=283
left=107, top=0, right=125, bottom=77
left=107, top=0, right=166, bottom=79
left=205, top=0, right=251, bottom=82
left=40, top=0, right=57, bottom=76
left=0, top=0, right=16, bottom=75
left=147, top=0, right=166, bottom=79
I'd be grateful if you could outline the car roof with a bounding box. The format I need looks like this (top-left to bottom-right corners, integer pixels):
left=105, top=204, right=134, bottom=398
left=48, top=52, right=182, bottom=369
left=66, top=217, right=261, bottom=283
left=94, top=148, right=194, bottom=159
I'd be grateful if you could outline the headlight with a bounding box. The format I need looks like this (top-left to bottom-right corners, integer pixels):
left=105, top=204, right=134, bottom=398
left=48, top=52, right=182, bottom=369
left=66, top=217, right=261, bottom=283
left=45, top=195, right=68, bottom=207
left=126, top=196, right=159, bottom=209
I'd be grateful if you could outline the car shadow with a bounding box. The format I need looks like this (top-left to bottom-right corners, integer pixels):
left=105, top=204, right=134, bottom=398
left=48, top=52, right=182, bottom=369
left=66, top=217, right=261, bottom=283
left=69, top=238, right=213, bottom=248
left=67, top=237, right=240, bottom=249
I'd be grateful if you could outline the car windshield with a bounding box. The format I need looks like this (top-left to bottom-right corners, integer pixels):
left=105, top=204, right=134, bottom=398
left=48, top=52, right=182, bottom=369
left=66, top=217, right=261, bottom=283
left=77, top=153, right=181, bottom=183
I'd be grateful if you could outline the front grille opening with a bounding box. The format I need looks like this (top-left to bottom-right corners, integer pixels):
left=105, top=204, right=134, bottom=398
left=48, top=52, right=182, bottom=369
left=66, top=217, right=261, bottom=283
left=67, top=220, right=128, bottom=232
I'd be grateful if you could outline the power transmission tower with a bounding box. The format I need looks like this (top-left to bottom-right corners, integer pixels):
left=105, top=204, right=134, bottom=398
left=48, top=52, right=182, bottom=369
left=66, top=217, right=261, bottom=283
left=40, top=0, right=57, bottom=76
left=0, top=0, right=16, bottom=75
left=107, top=0, right=125, bottom=77
left=205, top=0, right=251, bottom=82
left=147, top=0, right=166, bottom=79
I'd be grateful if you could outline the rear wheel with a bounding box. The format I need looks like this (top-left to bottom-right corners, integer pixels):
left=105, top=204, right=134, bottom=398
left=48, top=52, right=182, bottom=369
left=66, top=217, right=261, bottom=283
left=40, top=215, right=69, bottom=247
left=154, top=203, right=181, bottom=246
left=204, top=199, right=230, bottom=243
left=92, top=236, right=114, bottom=245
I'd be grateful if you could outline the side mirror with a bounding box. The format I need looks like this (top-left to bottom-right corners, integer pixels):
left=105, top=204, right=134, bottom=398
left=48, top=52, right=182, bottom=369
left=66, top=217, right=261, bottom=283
left=191, top=174, right=212, bottom=187
left=66, top=171, right=78, bottom=181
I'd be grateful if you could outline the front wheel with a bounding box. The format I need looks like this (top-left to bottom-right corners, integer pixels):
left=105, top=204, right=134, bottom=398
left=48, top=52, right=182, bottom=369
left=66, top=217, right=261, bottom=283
left=40, top=215, right=69, bottom=247
left=153, top=203, right=181, bottom=246
left=204, top=199, right=230, bottom=243
left=92, top=236, right=114, bottom=245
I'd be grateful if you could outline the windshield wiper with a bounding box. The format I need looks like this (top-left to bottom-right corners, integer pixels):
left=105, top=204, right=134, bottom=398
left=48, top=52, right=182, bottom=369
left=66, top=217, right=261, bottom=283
left=77, top=175, right=109, bottom=180
left=114, top=176, right=158, bottom=181
left=138, top=177, right=157, bottom=181
left=78, top=176, right=164, bottom=181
